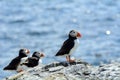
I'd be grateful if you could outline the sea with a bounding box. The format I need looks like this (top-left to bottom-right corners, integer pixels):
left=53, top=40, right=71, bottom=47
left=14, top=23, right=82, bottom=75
left=0, top=0, right=120, bottom=79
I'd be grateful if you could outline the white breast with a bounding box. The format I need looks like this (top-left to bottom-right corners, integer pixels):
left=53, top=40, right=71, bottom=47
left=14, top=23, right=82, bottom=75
left=20, top=57, right=28, bottom=64
left=17, top=57, right=29, bottom=72
left=69, top=39, right=79, bottom=55
left=39, top=59, right=42, bottom=63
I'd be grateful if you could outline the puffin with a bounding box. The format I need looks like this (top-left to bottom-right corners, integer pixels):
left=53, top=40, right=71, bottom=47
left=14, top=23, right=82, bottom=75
left=55, top=30, right=82, bottom=62
left=17, top=51, right=44, bottom=72
left=3, top=48, right=30, bottom=70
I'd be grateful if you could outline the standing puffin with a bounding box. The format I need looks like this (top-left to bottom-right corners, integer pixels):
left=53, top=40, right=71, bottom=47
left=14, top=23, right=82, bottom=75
left=55, top=30, right=82, bottom=62
left=17, top=51, right=44, bottom=72
left=3, top=48, right=30, bottom=70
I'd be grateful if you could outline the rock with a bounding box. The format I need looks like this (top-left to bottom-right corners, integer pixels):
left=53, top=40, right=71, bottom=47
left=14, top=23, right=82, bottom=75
left=4, top=60, right=120, bottom=80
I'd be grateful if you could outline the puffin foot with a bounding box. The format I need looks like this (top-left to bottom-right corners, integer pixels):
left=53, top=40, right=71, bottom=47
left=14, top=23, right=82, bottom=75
left=66, top=56, right=76, bottom=63
left=17, top=69, right=23, bottom=73
left=68, top=59, right=75, bottom=63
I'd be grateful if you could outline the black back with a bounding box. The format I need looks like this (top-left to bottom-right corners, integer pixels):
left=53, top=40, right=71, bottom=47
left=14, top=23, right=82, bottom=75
left=55, top=37, right=75, bottom=56
left=23, top=57, right=39, bottom=67
left=3, top=57, right=21, bottom=70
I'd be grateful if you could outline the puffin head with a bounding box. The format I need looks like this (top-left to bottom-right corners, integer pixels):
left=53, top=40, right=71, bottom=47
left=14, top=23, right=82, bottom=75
left=32, top=51, right=44, bottom=59
left=69, top=30, right=81, bottom=39
left=19, top=48, right=30, bottom=57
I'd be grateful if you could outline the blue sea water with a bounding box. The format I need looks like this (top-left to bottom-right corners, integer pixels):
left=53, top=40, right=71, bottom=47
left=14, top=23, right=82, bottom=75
left=0, top=0, right=120, bottom=79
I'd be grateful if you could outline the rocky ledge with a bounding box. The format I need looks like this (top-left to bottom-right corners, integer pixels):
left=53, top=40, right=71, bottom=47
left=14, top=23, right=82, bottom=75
left=5, top=60, right=120, bottom=80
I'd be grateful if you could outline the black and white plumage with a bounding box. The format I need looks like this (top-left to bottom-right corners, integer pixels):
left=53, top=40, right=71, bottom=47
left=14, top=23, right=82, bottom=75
left=55, top=30, right=81, bottom=62
left=17, top=51, right=44, bottom=72
left=3, top=48, right=30, bottom=70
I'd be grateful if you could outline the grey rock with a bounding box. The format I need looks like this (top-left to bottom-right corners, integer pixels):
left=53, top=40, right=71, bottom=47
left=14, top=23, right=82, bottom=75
left=4, top=60, right=120, bottom=80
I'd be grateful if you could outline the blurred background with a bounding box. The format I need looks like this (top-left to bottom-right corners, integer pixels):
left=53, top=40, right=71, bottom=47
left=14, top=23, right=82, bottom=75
left=0, top=0, right=120, bottom=79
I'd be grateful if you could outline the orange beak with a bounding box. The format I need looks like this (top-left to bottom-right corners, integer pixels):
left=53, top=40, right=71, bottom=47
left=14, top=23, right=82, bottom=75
left=77, top=32, right=82, bottom=38
left=40, top=53, right=45, bottom=57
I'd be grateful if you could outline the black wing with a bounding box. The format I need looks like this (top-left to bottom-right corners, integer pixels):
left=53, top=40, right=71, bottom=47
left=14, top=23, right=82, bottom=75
left=55, top=39, right=74, bottom=56
left=3, top=57, right=21, bottom=70
left=24, top=57, right=39, bottom=67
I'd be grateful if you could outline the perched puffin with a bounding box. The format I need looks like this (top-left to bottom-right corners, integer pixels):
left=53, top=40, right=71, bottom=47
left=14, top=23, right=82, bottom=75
left=55, top=30, right=82, bottom=62
left=3, top=48, right=30, bottom=70
left=17, top=51, right=44, bottom=72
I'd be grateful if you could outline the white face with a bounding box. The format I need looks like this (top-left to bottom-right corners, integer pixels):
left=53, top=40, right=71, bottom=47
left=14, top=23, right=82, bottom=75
left=24, top=48, right=30, bottom=55
left=35, top=52, right=40, bottom=57
left=69, top=30, right=78, bottom=37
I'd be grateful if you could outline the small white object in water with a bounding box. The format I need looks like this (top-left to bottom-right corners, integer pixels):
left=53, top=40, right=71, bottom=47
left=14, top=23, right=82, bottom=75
left=106, top=30, right=111, bottom=35
left=72, top=18, right=77, bottom=23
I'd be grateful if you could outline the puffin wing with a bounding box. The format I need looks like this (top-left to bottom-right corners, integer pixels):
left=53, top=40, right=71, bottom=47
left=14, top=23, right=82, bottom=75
left=23, top=57, right=38, bottom=67
left=55, top=39, right=74, bottom=56
left=3, top=57, right=20, bottom=70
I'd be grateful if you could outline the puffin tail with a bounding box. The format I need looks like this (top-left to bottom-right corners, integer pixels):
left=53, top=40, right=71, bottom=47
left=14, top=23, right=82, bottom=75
left=55, top=54, right=58, bottom=56
left=3, top=66, right=10, bottom=70
left=55, top=52, right=60, bottom=56
left=3, top=66, right=16, bottom=70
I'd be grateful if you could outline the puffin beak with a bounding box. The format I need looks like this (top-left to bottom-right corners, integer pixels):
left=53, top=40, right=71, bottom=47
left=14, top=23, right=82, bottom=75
left=77, top=32, right=81, bottom=38
left=40, top=53, right=45, bottom=57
